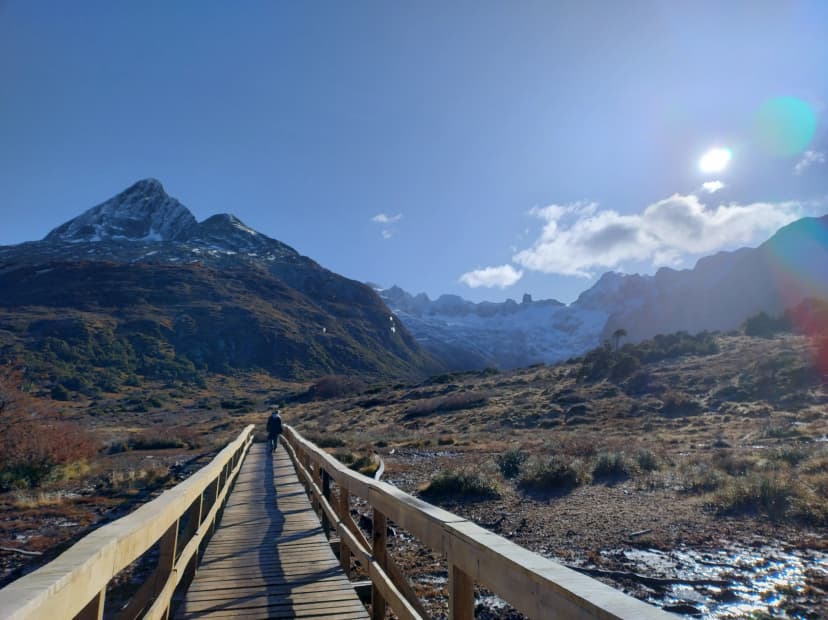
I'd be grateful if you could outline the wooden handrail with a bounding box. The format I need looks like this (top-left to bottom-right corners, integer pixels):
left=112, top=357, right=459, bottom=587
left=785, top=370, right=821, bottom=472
left=0, top=425, right=255, bottom=620
left=283, top=424, right=671, bottom=620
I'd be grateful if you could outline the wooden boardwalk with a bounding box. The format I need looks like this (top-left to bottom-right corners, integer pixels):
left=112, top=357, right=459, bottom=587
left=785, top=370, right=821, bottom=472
left=175, top=443, right=369, bottom=620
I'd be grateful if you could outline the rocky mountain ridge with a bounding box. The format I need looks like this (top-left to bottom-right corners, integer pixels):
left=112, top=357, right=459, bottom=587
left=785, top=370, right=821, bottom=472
left=382, top=215, right=828, bottom=370
left=379, top=285, right=607, bottom=370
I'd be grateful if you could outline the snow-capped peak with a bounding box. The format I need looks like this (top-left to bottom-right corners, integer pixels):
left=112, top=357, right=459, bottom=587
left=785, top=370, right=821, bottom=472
left=45, top=179, right=198, bottom=243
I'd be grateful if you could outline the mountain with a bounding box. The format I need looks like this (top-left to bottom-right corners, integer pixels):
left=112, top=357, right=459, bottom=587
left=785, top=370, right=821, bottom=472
left=597, top=216, right=828, bottom=342
left=379, top=286, right=607, bottom=370
left=45, top=178, right=197, bottom=242
left=0, top=180, right=439, bottom=394
left=382, top=215, right=828, bottom=371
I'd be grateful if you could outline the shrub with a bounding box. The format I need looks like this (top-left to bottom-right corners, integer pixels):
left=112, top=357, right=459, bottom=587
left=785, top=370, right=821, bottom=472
left=306, top=375, right=367, bottom=400
left=405, top=391, right=489, bottom=419
left=496, top=448, right=528, bottom=479
left=420, top=468, right=498, bottom=500
left=129, top=428, right=200, bottom=450
left=711, top=451, right=754, bottom=476
left=519, top=457, right=579, bottom=493
left=711, top=474, right=794, bottom=520
left=660, top=390, right=703, bottom=417
left=50, top=384, right=70, bottom=401
left=681, top=462, right=726, bottom=494
left=743, top=311, right=792, bottom=337
left=772, top=447, right=809, bottom=467
left=592, top=451, right=631, bottom=480
left=350, top=454, right=380, bottom=477
left=130, top=436, right=187, bottom=450
left=334, top=451, right=356, bottom=465
left=220, top=398, right=255, bottom=412
left=577, top=343, right=614, bottom=382
left=309, top=435, right=346, bottom=449
left=577, top=331, right=718, bottom=383
left=636, top=448, right=660, bottom=471
left=609, top=353, right=641, bottom=382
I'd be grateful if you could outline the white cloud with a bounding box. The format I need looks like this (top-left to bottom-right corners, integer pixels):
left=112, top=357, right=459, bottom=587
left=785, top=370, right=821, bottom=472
left=512, top=195, right=805, bottom=278
left=701, top=181, right=725, bottom=193
left=794, top=150, right=826, bottom=175
left=371, top=213, right=402, bottom=239
left=371, top=213, right=402, bottom=224
left=459, top=264, right=524, bottom=289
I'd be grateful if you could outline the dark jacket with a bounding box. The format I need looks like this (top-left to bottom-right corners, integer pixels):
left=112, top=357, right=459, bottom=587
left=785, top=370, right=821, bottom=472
left=267, top=413, right=283, bottom=437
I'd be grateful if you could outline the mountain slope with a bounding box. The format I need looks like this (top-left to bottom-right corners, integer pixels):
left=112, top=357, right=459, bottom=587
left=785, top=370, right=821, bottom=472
left=0, top=180, right=439, bottom=389
left=598, top=216, right=828, bottom=342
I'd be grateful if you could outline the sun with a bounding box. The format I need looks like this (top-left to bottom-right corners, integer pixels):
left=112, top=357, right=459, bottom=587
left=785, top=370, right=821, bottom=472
left=699, top=147, right=732, bottom=174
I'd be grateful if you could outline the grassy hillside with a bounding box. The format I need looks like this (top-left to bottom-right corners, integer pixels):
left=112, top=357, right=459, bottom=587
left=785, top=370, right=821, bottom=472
left=0, top=260, right=439, bottom=398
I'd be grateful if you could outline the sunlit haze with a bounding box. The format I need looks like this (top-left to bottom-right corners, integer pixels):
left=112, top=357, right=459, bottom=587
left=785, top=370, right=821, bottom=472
left=699, top=148, right=733, bottom=174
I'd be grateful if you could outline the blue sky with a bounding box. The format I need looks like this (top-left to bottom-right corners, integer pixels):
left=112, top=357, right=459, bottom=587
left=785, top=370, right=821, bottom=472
left=2, top=1, right=827, bottom=303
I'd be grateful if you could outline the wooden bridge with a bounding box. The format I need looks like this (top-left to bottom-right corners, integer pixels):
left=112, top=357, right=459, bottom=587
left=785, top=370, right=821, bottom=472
left=0, top=425, right=671, bottom=620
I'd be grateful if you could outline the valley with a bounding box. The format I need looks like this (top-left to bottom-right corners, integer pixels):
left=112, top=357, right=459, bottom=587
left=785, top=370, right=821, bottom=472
left=1, top=330, right=825, bottom=618
left=0, top=181, right=826, bottom=618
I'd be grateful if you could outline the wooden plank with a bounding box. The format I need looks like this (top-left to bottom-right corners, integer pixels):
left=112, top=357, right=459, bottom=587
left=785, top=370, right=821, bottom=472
left=183, top=581, right=360, bottom=601
left=185, top=572, right=353, bottom=589
left=175, top=443, right=368, bottom=619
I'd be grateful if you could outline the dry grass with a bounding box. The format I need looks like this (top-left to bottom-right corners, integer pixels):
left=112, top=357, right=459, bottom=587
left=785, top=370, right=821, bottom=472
left=9, top=491, right=71, bottom=509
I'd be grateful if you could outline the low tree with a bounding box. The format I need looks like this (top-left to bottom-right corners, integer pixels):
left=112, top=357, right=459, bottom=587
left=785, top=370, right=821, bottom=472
left=612, top=328, right=627, bottom=353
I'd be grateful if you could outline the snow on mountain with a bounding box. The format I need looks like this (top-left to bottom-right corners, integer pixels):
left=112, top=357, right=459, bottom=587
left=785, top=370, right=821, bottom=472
left=45, top=179, right=197, bottom=243
left=16, top=180, right=305, bottom=271
left=380, top=286, right=607, bottom=370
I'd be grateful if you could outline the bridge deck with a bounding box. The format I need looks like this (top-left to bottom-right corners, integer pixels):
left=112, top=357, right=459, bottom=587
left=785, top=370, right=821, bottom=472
left=175, top=442, right=368, bottom=619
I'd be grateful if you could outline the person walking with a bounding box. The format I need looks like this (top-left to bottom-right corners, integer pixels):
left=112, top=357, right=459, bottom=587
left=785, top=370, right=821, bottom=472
left=266, top=408, right=283, bottom=452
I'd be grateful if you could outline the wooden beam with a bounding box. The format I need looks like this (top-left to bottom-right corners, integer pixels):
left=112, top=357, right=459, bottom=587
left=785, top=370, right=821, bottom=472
left=449, top=561, right=474, bottom=620
left=73, top=591, right=103, bottom=620
left=371, top=509, right=387, bottom=620
left=338, top=488, right=351, bottom=577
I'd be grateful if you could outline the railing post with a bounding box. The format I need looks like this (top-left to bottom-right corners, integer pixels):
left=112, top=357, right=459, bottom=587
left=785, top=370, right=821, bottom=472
left=321, top=470, right=331, bottom=538
left=180, top=494, right=204, bottom=590
left=371, top=508, right=388, bottom=620
left=338, top=486, right=351, bottom=577
left=75, top=590, right=104, bottom=620
left=203, top=477, right=221, bottom=537
left=310, top=462, right=321, bottom=513
left=154, top=521, right=179, bottom=619
left=449, top=560, right=474, bottom=620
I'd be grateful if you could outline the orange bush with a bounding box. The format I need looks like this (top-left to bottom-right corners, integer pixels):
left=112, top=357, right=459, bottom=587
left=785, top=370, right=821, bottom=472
left=0, top=419, right=97, bottom=489
left=0, top=372, right=97, bottom=489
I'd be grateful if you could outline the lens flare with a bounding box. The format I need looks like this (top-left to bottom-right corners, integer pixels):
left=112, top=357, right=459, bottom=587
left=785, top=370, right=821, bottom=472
left=699, top=147, right=732, bottom=173
left=754, top=97, right=817, bottom=156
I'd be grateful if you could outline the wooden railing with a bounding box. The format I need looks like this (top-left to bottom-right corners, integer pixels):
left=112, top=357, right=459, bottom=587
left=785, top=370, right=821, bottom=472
left=283, top=425, right=671, bottom=620
left=0, top=425, right=254, bottom=620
